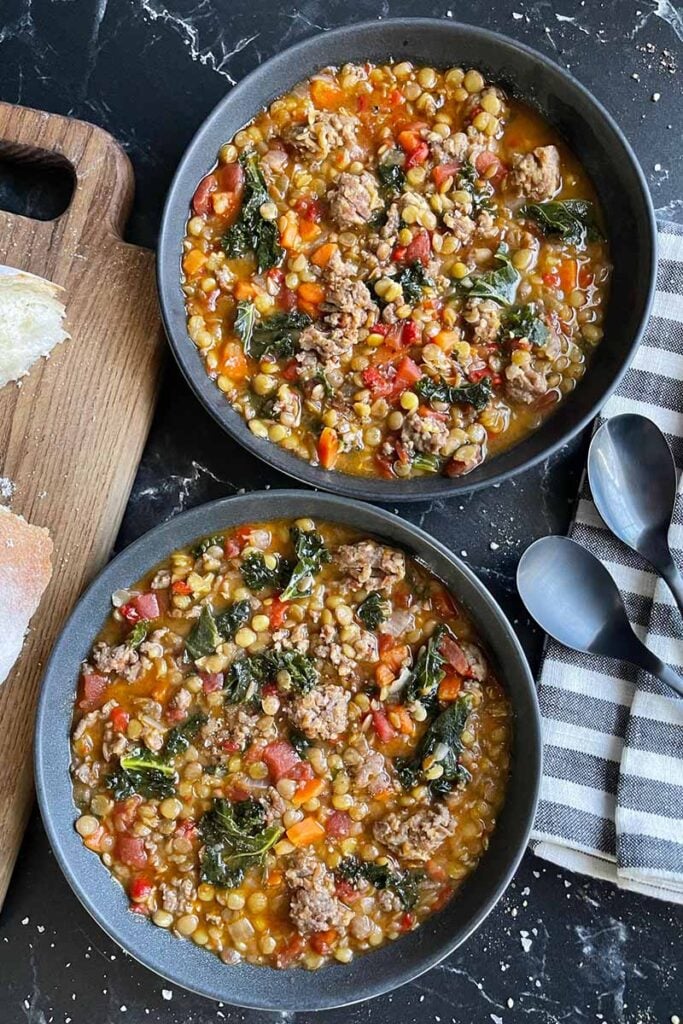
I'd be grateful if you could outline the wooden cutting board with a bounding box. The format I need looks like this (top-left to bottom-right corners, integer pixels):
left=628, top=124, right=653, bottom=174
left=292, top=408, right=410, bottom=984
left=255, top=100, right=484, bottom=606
left=0, top=102, right=164, bottom=907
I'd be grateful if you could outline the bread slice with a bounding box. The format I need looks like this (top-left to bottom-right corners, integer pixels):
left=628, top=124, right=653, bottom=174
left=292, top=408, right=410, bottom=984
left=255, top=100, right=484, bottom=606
left=0, top=506, right=53, bottom=685
left=0, top=267, right=69, bottom=389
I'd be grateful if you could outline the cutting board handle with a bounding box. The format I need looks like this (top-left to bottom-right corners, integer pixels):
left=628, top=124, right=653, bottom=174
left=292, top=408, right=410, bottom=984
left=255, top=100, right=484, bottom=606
left=0, top=101, right=134, bottom=248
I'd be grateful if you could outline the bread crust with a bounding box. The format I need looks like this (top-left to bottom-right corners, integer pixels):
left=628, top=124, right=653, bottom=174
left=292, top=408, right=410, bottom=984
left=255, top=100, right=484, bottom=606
left=0, top=506, right=53, bottom=685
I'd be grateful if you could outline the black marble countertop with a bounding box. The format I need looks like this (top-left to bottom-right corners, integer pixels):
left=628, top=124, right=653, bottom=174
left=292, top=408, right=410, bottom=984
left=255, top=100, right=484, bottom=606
left=0, top=1, right=681, bottom=1022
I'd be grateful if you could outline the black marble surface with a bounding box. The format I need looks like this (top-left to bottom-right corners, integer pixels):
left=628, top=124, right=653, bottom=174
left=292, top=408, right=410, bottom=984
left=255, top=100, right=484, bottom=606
left=0, top=1, right=682, bottom=1022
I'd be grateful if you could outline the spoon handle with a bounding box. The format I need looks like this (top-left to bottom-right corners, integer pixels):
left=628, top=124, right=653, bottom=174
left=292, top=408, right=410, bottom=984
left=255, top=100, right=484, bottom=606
left=660, top=560, right=683, bottom=619
left=633, top=640, right=683, bottom=698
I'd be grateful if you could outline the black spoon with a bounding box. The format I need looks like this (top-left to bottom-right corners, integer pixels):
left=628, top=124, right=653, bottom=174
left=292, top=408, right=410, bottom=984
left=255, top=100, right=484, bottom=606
left=588, top=413, right=683, bottom=615
left=517, top=535, right=683, bottom=698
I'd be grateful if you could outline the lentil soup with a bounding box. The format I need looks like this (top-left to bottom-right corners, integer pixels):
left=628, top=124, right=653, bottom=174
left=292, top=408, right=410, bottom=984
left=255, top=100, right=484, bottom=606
left=70, top=518, right=512, bottom=969
left=181, top=61, right=611, bottom=481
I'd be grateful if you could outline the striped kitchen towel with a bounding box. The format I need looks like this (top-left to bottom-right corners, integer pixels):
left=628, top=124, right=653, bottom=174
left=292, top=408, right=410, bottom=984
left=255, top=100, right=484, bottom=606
left=530, top=220, right=683, bottom=904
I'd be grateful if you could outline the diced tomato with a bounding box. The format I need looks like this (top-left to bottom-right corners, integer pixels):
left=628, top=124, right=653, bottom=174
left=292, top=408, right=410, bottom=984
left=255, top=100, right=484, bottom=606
left=388, top=88, right=405, bottom=107
left=294, top=196, right=324, bottom=222
left=215, top=161, right=245, bottom=195
left=400, top=321, right=421, bottom=347
left=468, top=366, right=493, bottom=384
left=310, top=929, right=337, bottom=955
left=371, top=708, right=396, bottom=743
left=391, top=357, right=422, bottom=397
left=165, top=704, right=187, bottom=724
left=113, top=796, right=142, bottom=831
left=129, top=875, right=153, bottom=902
left=175, top=818, right=198, bottom=840
left=543, top=269, right=561, bottom=288
left=110, top=706, right=130, bottom=734
left=200, top=671, right=224, bottom=693
left=432, top=161, right=460, bottom=188
left=432, top=885, right=454, bottom=911
left=374, top=453, right=396, bottom=479
left=403, top=229, right=431, bottom=266
left=405, top=141, right=429, bottom=168
left=119, top=602, right=140, bottom=624
left=243, top=742, right=265, bottom=764
left=269, top=596, right=290, bottom=629
left=326, top=811, right=352, bottom=838
left=224, top=537, right=241, bottom=558
left=115, top=835, right=148, bottom=870
left=475, top=150, right=506, bottom=185
left=440, top=634, right=470, bottom=675
left=79, top=673, right=108, bottom=709
left=397, top=128, right=422, bottom=154
left=262, top=740, right=301, bottom=782
left=335, top=879, right=361, bottom=904
left=282, top=359, right=299, bottom=381
left=267, top=267, right=285, bottom=291
left=220, top=739, right=241, bottom=753
left=172, top=579, right=192, bottom=595
left=191, top=173, right=218, bottom=216
left=395, top=440, right=411, bottom=464
left=362, top=365, right=395, bottom=399
left=578, top=265, right=594, bottom=288
left=432, top=587, right=461, bottom=619
left=392, top=245, right=407, bottom=262
left=280, top=286, right=298, bottom=311
left=357, top=93, right=370, bottom=113
left=129, top=902, right=151, bottom=916
left=399, top=912, right=415, bottom=932
left=289, top=760, right=314, bottom=783
left=133, top=592, right=160, bottom=620
left=276, top=934, right=304, bottom=968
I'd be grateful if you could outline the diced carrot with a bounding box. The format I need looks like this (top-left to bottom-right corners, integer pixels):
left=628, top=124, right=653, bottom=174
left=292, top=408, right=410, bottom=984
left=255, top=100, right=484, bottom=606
left=375, top=663, right=396, bottom=689
left=292, top=777, right=325, bottom=808
left=438, top=674, right=463, bottom=701
left=434, top=329, right=458, bottom=353
left=220, top=340, right=249, bottom=381
left=391, top=705, right=415, bottom=735
left=427, top=860, right=448, bottom=882
left=558, top=258, right=577, bottom=293
left=286, top=816, right=326, bottom=847
left=398, top=128, right=422, bottom=153
left=310, top=928, right=338, bottom=955
left=298, top=281, right=325, bottom=305
left=182, top=249, right=206, bottom=276
left=279, top=215, right=299, bottom=250
left=299, top=219, right=321, bottom=242
left=311, top=241, right=338, bottom=267
left=380, top=643, right=410, bottom=674
left=268, top=596, right=290, bottom=629
left=266, top=869, right=284, bottom=887
left=234, top=280, right=257, bottom=300
left=317, top=426, right=340, bottom=470
left=310, top=78, right=344, bottom=110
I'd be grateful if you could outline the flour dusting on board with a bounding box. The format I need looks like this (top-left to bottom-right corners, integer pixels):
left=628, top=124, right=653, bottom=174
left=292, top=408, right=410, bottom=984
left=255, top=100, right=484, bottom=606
left=0, top=477, right=14, bottom=503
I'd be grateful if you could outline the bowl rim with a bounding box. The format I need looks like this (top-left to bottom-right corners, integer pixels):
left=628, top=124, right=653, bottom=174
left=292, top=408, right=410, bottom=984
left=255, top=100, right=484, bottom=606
left=157, top=16, right=657, bottom=503
left=35, top=490, right=541, bottom=1010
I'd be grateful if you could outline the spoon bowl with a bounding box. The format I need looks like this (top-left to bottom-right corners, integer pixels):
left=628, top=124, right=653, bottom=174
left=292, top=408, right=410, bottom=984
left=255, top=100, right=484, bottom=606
left=588, top=414, right=683, bottom=610
left=517, top=535, right=683, bottom=698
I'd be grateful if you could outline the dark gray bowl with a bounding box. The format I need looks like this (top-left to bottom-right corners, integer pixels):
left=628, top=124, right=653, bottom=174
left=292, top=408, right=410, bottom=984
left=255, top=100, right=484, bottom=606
left=157, top=18, right=656, bottom=502
left=35, top=491, right=541, bottom=1010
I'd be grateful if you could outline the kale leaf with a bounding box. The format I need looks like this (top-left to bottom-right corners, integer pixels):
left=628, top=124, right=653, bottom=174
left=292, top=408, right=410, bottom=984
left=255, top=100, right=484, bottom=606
left=456, top=243, right=520, bottom=306
left=356, top=591, right=389, bottom=631
left=215, top=599, right=251, bottom=641
left=503, top=303, right=550, bottom=347
left=199, top=797, right=282, bottom=888
left=191, top=534, right=224, bottom=559
left=336, top=856, right=422, bottom=909
left=221, top=152, right=284, bottom=272
left=224, top=648, right=318, bottom=704
left=185, top=605, right=221, bottom=660
left=241, top=551, right=291, bottom=592
left=289, top=728, right=310, bottom=757
left=240, top=308, right=313, bottom=361
left=377, top=155, right=406, bottom=200
left=396, top=696, right=473, bottom=797
left=519, top=199, right=602, bottom=246
left=405, top=623, right=451, bottom=708
left=396, top=261, right=434, bottom=305
left=281, top=527, right=331, bottom=601
left=458, top=161, right=494, bottom=215
left=106, top=747, right=177, bottom=800
left=234, top=300, right=257, bottom=351
left=163, top=712, right=208, bottom=759
left=412, top=452, right=442, bottom=473
left=126, top=619, right=151, bottom=650
left=414, top=375, right=493, bottom=412
left=273, top=650, right=318, bottom=694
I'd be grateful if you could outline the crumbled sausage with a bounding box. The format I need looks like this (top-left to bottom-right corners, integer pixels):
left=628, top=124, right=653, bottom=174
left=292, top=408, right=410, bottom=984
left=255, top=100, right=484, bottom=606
left=285, top=110, right=358, bottom=160
left=289, top=683, right=350, bottom=741
left=509, top=145, right=561, bottom=201
left=297, top=324, right=352, bottom=373
left=335, top=540, right=405, bottom=592
left=504, top=361, right=549, bottom=404
left=443, top=209, right=476, bottom=246
left=328, top=171, right=382, bottom=229
left=285, top=848, right=352, bottom=935
left=200, top=707, right=259, bottom=754
left=91, top=641, right=145, bottom=682
left=349, top=738, right=395, bottom=797
left=400, top=411, right=452, bottom=457
left=321, top=251, right=379, bottom=340
left=373, top=804, right=453, bottom=864
left=464, top=297, right=502, bottom=345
